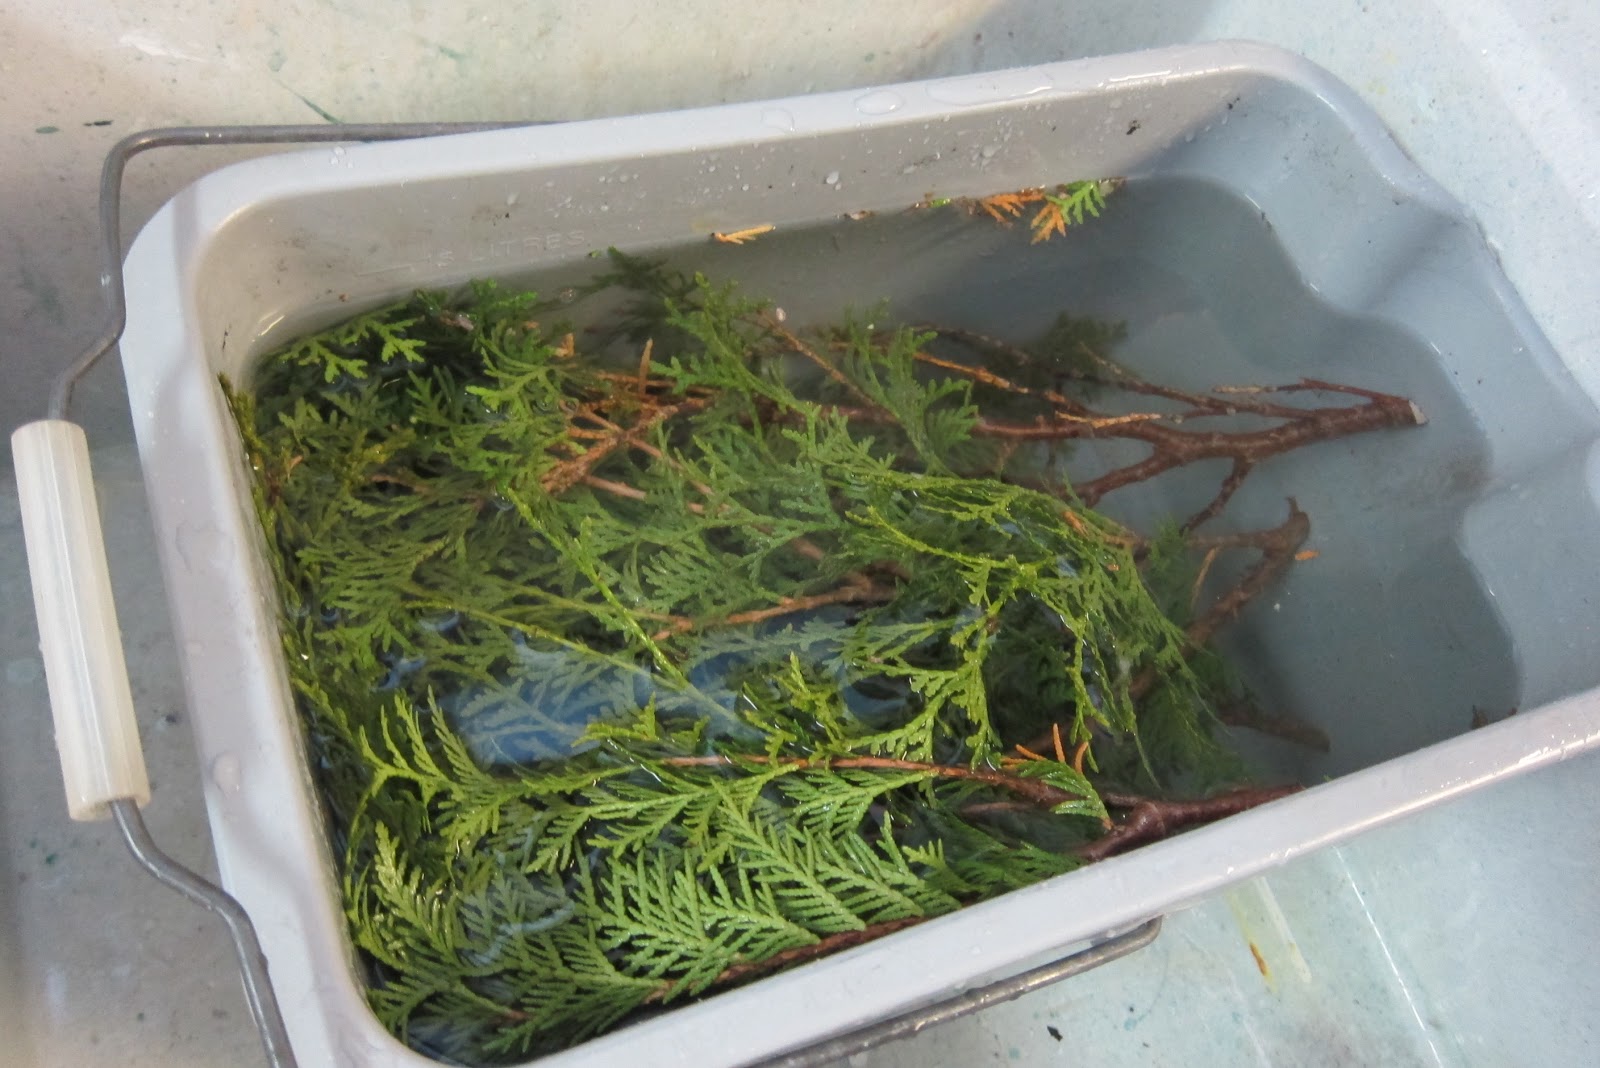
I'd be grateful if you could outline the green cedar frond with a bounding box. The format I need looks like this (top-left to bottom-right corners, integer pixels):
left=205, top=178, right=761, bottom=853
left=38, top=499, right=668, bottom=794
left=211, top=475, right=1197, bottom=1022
left=231, top=230, right=1271, bottom=1063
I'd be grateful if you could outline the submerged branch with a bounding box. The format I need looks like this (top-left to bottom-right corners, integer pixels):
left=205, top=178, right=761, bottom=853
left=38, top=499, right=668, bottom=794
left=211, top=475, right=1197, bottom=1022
left=542, top=396, right=707, bottom=496
left=660, top=754, right=1091, bottom=810
left=649, top=579, right=896, bottom=640
left=645, top=916, right=931, bottom=1004
left=1021, top=502, right=1310, bottom=758
left=917, top=323, right=1425, bottom=522
left=1185, top=502, right=1308, bottom=648
left=1216, top=699, right=1331, bottom=752
left=1073, top=390, right=1423, bottom=508
left=1077, top=784, right=1303, bottom=862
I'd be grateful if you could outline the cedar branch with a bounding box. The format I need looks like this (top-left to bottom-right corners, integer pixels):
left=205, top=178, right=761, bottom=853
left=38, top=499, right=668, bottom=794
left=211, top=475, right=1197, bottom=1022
left=649, top=579, right=895, bottom=640
left=1077, top=784, right=1302, bottom=862
left=660, top=754, right=1090, bottom=810
left=1185, top=502, right=1308, bottom=648
left=918, top=325, right=1425, bottom=515
left=644, top=916, right=931, bottom=1004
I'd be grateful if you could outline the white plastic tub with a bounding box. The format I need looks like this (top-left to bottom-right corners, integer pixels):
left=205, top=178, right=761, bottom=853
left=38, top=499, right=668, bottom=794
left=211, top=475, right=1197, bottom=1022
left=116, top=41, right=1600, bottom=1067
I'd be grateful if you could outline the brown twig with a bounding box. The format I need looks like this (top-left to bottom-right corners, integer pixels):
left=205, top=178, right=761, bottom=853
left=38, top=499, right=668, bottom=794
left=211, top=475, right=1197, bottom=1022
left=918, top=326, right=1425, bottom=518
left=1020, top=502, right=1310, bottom=757
left=912, top=349, right=1089, bottom=414
left=368, top=471, right=432, bottom=494
left=1183, top=458, right=1253, bottom=533
left=1076, top=784, right=1303, bottom=862
left=764, top=317, right=876, bottom=406
left=1188, top=545, right=1221, bottom=614
left=1185, top=502, right=1308, bottom=648
left=648, top=579, right=894, bottom=641
left=973, top=412, right=1164, bottom=437
left=956, top=800, right=1039, bottom=819
left=1215, top=700, right=1331, bottom=752
left=542, top=397, right=704, bottom=496
left=660, top=754, right=1090, bottom=810
left=1072, top=392, right=1420, bottom=506
left=815, top=379, right=1419, bottom=523
left=643, top=916, right=929, bottom=1005
left=581, top=474, right=650, bottom=503
left=635, top=338, right=654, bottom=407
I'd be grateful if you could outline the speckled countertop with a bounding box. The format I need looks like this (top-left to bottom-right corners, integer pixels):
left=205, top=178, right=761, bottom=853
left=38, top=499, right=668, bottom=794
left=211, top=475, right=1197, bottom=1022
left=2, top=3, right=1598, bottom=1066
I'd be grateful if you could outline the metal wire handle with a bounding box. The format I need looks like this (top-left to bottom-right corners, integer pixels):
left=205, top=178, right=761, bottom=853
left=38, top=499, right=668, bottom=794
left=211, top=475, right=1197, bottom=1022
left=56, top=120, right=534, bottom=1068
left=110, top=799, right=298, bottom=1066
left=51, top=121, right=532, bottom=420
left=755, top=918, right=1163, bottom=1068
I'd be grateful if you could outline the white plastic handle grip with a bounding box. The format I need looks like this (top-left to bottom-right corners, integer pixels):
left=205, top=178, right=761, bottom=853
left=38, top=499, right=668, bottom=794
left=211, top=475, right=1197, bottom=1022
left=12, top=420, right=151, bottom=821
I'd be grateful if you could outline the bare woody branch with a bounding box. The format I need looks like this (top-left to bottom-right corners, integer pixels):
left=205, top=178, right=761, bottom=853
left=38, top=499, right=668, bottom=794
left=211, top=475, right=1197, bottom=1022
left=916, top=325, right=1425, bottom=524
left=661, top=753, right=1091, bottom=810
left=1077, top=784, right=1303, bottom=862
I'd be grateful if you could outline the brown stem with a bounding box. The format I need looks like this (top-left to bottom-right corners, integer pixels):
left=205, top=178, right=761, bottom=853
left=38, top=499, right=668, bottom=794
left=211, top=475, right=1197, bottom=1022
left=956, top=800, right=1039, bottom=819
left=1216, top=700, right=1331, bottom=752
left=1074, top=388, right=1422, bottom=506
left=1021, top=503, right=1309, bottom=757
left=973, top=412, right=1163, bottom=437
left=1185, top=502, right=1308, bottom=648
left=911, top=349, right=1090, bottom=415
left=582, top=474, right=650, bottom=502
left=368, top=471, right=433, bottom=494
left=818, top=380, right=1420, bottom=516
left=542, top=397, right=705, bottom=496
left=1182, top=458, right=1252, bottom=533
left=660, top=754, right=1089, bottom=810
left=713, top=918, right=927, bottom=989
left=765, top=317, right=877, bottom=406
left=625, top=436, right=834, bottom=565
left=649, top=580, right=894, bottom=640
left=914, top=325, right=1424, bottom=509
left=1076, top=784, right=1303, bottom=862
left=927, top=326, right=1355, bottom=422
left=641, top=915, right=930, bottom=1005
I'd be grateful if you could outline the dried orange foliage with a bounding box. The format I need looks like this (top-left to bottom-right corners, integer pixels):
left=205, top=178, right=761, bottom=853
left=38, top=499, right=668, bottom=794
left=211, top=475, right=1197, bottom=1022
left=1029, top=200, right=1070, bottom=243
left=975, top=189, right=1044, bottom=222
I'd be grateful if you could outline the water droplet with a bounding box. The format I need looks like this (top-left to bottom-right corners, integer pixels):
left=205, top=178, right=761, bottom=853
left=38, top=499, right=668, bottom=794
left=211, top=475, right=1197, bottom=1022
left=505, top=192, right=518, bottom=206
left=927, top=70, right=1054, bottom=107
left=211, top=752, right=242, bottom=794
left=824, top=171, right=840, bottom=186
left=854, top=89, right=903, bottom=116
left=761, top=107, right=796, bottom=133
left=980, top=144, right=998, bottom=160
left=332, top=146, right=345, bottom=156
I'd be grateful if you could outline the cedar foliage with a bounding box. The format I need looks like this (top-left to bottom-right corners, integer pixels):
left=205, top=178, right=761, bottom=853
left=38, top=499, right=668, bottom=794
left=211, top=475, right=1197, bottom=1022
left=229, top=199, right=1412, bottom=1060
